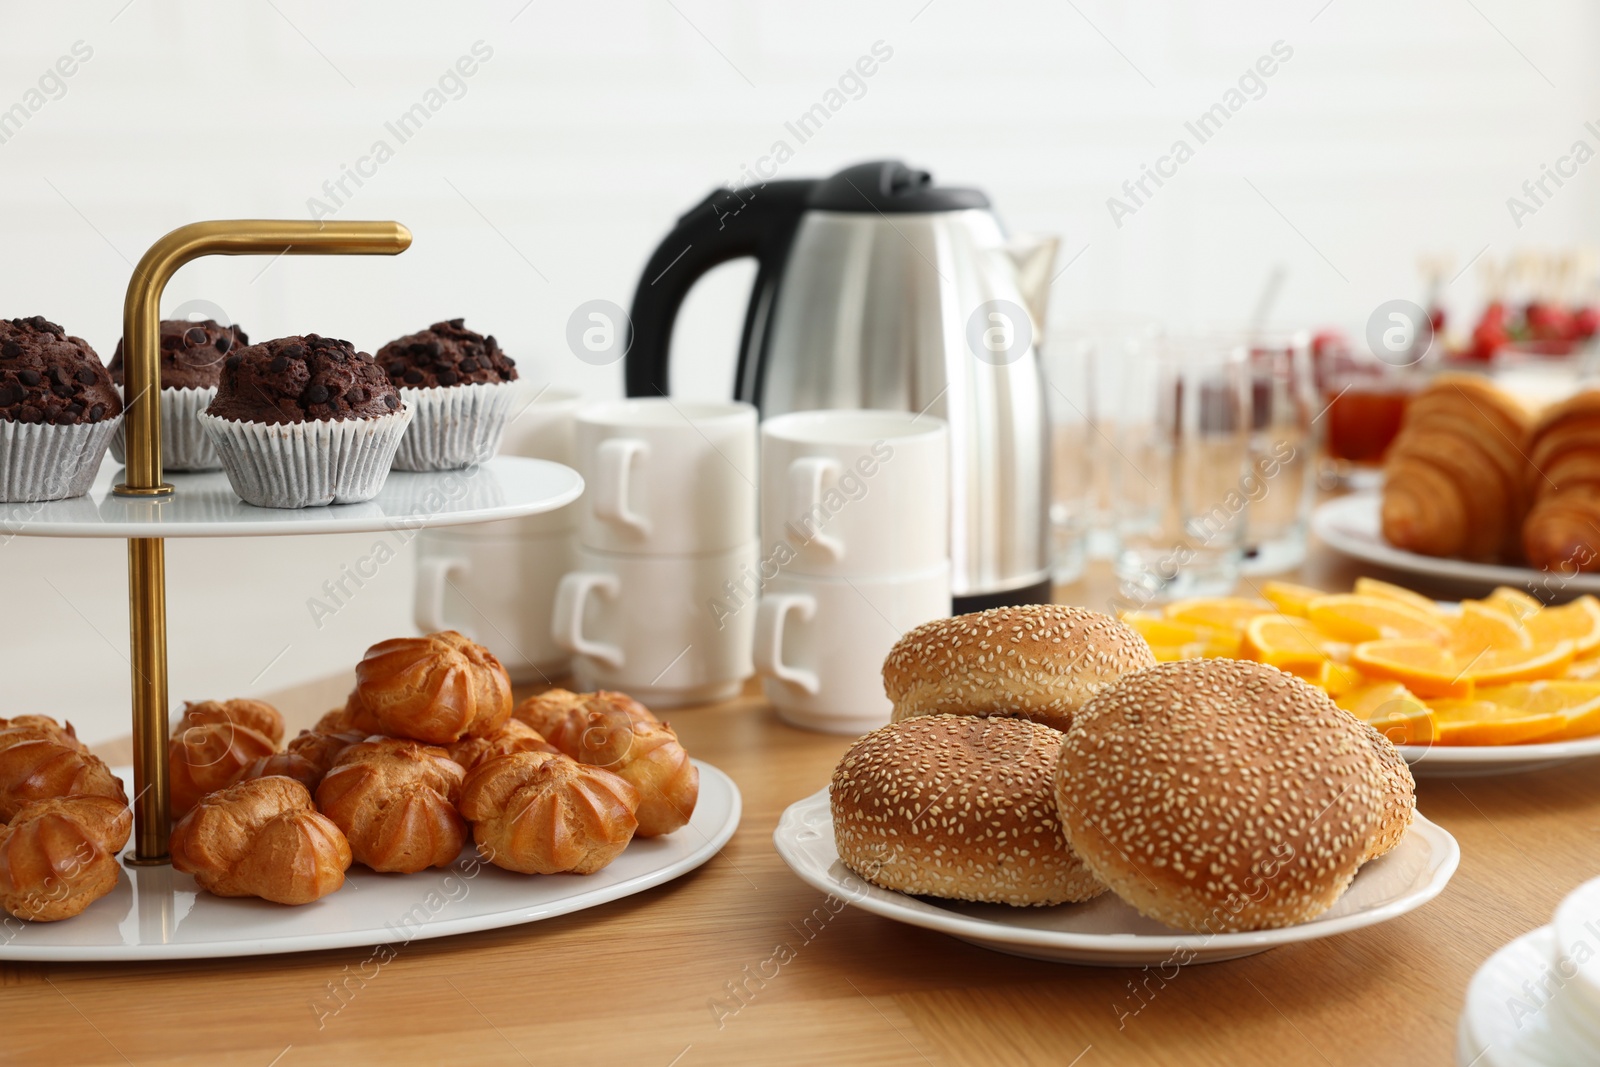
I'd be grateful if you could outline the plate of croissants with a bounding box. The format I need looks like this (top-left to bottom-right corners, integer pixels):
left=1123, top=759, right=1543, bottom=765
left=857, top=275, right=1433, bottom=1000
left=773, top=606, right=1459, bottom=965
left=1313, top=373, right=1600, bottom=592
left=0, top=631, right=740, bottom=961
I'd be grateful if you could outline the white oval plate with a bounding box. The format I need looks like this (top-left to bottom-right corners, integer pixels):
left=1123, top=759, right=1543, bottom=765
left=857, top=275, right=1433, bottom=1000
left=1311, top=491, right=1600, bottom=594
left=773, top=787, right=1459, bottom=966
left=1399, top=735, right=1600, bottom=777
left=0, top=760, right=738, bottom=962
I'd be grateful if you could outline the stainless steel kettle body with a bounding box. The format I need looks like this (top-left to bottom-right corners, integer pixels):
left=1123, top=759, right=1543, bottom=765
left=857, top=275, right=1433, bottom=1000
left=626, top=160, right=1056, bottom=611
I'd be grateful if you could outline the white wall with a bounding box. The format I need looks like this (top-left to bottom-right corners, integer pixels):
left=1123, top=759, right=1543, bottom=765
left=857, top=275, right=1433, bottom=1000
left=2, top=0, right=1597, bottom=739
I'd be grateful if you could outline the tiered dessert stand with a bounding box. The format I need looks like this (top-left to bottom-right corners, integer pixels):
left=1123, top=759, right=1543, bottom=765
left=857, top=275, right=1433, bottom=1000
left=0, top=221, right=740, bottom=960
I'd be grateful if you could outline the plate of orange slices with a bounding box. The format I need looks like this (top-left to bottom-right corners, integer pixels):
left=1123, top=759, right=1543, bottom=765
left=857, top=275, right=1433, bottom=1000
left=1122, top=579, right=1600, bottom=777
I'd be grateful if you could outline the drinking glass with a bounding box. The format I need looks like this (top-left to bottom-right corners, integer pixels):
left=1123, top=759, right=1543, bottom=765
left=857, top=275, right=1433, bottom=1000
left=1042, top=318, right=1160, bottom=583
left=1109, top=336, right=1250, bottom=604
left=1243, top=329, right=1316, bottom=574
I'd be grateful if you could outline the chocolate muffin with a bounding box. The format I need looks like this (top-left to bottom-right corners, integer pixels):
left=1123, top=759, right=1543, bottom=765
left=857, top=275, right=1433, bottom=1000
left=108, top=319, right=247, bottom=391
left=0, top=316, right=123, bottom=503
left=0, top=316, right=121, bottom=426
left=206, top=335, right=400, bottom=425
left=376, top=319, right=517, bottom=389
left=376, top=320, right=519, bottom=471
left=198, top=334, right=411, bottom=508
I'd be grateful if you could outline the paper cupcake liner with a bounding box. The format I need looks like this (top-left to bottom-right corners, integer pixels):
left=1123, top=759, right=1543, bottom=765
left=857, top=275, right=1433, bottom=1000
left=110, top=386, right=220, bottom=472
left=198, top=408, right=413, bottom=509
left=392, top=380, right=517, bottom=472
left=0, top=416, right=121, bottom=503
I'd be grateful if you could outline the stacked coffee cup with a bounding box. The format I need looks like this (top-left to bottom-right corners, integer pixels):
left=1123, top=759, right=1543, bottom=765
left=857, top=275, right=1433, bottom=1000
left=414, top=384, right=581, bottom=684
left=754, top=410, right=953, bottom=734
left=552, top=398, right=759, bottom=708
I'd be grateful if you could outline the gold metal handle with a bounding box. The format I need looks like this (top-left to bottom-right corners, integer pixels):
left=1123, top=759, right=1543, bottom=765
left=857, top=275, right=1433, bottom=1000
left=119, top=219, right=411, bottom=863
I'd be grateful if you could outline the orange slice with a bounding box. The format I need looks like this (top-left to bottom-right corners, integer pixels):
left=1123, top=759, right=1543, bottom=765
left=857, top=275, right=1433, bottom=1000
left=1449, top=601, right=1532, bottom=661
left=1163, top=597, right=1275, bottom=633
left=1307, top=595, right=1452, bottom=644
left=1354, top=577, right=1446, bottom=618
left=1335, top=681, right=1437, bottom=745
left=1242, top=615, right=1349, bottom=670
left=1460, top=641, right=1575, bottom=686
left=1261, top=580, right=1328, bottom=617
left=1429, top=698, right=1566, bottom=745
left=1123, top=613, right=1241, bottom=659
left=1567, top=655, right=1600, bottom=681
left=1482, top=586, right=1543, bottom=624
left=1476, top=680, right=1600, bottom=741
left=1350, top=639, right=1472, bottom=698
left=1526, top=596, right=1600, bottom=657
left=1320, top=661, right=1366, bottom=697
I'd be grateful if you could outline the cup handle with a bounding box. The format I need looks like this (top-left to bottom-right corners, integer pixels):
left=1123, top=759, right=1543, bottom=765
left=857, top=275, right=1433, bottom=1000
left=754, top=593, right=820, bottom=695
left=552, top=571, right=624, bottom=668
left=788, top=456, right=844, bottom=560
left=594, top=438, right=651, bottom=536
left=415, top=556, right=470, bottom=635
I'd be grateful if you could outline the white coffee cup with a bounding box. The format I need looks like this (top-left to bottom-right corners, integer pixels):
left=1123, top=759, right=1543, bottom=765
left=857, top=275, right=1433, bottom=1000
left=495, top=383, right=581, bottom=537
left=760, top=410, right=950, bottom=579
left=754, top=564, right=951, bottom=735
left=415, top=524, right=576, bottom=684
left=552, top=541, right=758, bottom=708
left=575, top=398, right=757, bottom=556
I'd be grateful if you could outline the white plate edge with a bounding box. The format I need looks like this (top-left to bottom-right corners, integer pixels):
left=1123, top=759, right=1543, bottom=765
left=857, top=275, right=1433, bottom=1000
left=0, top=759, right=741, bottom=962
left=773, top=786, right=1461, bottom=956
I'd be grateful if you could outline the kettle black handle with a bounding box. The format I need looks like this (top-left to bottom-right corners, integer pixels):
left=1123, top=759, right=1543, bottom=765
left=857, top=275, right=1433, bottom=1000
left=625, top=179, right=815, bottom=400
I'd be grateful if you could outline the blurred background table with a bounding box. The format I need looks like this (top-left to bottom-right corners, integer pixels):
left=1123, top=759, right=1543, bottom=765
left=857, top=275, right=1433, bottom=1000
left=4, top=546, right=1594, bottom=1067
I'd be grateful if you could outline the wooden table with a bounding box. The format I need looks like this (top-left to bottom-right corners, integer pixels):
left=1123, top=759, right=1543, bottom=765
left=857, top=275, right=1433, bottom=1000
left=4, top=549, right=1596, bottom=1066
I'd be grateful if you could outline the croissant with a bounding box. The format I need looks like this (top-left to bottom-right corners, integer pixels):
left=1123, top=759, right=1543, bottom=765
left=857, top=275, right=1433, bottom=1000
left=0, top=740, right=127, bottom=822
left=315, top=738, right=466, bottom=873
left=0, top=795, right=131, bottom=921
left=1380, top=374, right=1533, bottom=562
left=459, top=752, right=638, bottom=875
left=351, top=631, right=512, bottom=744
left=1521, top=392, right=1600, bottom=572
left=169, top=716, right=278, bottom=820
left=170, top=776, right=351, bottom=905
left=0, top=715, right=88, bottom=754
left=447, top=719, right=559, bottom=772
left=516, top=691, right=694, bottom=836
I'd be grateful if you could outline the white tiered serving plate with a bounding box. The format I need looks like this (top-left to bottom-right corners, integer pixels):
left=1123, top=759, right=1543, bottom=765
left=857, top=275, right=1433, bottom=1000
left=773, top=787, right=1459, bottom=966
left=0, top=455, right=583, bottom=538
left=1312, top=491, right=1600, bottom=594
left=0, top=761, right=739, bottom=962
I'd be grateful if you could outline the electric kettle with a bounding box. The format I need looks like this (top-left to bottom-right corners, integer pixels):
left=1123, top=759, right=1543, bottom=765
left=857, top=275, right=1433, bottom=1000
left=625, top=160, right=1058, bottom=611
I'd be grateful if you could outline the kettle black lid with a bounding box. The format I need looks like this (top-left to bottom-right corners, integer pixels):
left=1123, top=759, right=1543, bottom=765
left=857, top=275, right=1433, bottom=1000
left=807, top=160, right=990, bottom=213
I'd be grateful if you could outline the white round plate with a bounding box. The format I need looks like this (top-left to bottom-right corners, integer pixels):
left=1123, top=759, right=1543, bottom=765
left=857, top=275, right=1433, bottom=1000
left=1457, top=925, right=1600, bottom=1064
left=1399, top=736, right=1600, bottom=777
left=772, top=787, right=1459, bottom=966
left=0, top=456, right=582, bottom=539
left=1311, top=491, right=1600, bottom=594
left=0, top=760, right=738, bottom=962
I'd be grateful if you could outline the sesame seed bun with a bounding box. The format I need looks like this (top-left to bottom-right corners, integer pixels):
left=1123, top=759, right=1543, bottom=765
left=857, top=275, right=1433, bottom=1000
left=883, top=605, right=1156, bottom=733
left=1359, top=721, right=1415, bottom=863
left=830, top=715, right=1105, bottom=907
left=1055, top=660, right=1381, bottom=933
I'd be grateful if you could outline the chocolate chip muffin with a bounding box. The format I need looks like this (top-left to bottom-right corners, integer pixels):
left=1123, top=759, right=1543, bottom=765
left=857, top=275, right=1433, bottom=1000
left=108, top=319, right=249, bottom=471
left=376, top=319, right=517, bottom=389
left=206, top=335, right=400, bottom=425
left=198, top=334, right=411, bottom=508
left=375, top=320, right=519, bottom=471
left=0, top=316, right=123, bottom=503
left=0, top=316, right=121, bottom=426
left=108, top=319, right=247, bottom=391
